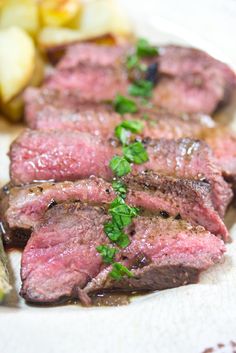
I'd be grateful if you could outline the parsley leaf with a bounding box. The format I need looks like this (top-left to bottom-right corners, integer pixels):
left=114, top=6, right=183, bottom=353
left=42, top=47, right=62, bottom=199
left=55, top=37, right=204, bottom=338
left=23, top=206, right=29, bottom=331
left=109, top=197, right=139, bottom=228
left=109, top=263, right=133, bottom=280
left=123, top=142, right=149, bottom=164
left=120, top=120, right=143, bottom=133
left=115, top=125, right=130, bottom=145
left=136, top=38, right=159, bottom=57
left=126, top=54, right=139, bottom=69
left=115, top=233, right=130, bottom=248
left=109, top=156, right=131, bottom=177
left=126, top=54, right=147, bottom=71
left=128, top=80, right=153, bottom=98
left=113, top=95, right=138, bottom=114
left=104, top=221, right=130, bottom=248
left=112, top=180, right=127, bottom=199
left=115, top=120, right=143, bottom=145
left=96, top=245, right=118, bottom=264
left=104, top=221, right=124, bottom=241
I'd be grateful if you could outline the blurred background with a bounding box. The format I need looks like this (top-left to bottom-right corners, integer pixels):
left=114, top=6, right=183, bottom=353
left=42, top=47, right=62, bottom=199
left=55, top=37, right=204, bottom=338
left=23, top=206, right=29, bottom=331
left=119, top=0, right=236, bottom=63
left=0, top=0, right=235, bottom=122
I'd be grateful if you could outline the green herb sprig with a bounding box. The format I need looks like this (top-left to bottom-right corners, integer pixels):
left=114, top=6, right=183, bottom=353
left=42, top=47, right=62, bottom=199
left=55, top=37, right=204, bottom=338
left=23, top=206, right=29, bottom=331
left=115, top=119, right=143, bottom=145
left=126, top=37, right=158, bottom=76
left=113, top=95, right=138, bottom=114
left=96, top=245, right=118, bottom=264
left=136, top=38, right=159, bottom=57
left=128, top=80, right=154, bottom=98
left=110, top=263, right=133, bottom=280
left=97, top=39, right=154, bottom=281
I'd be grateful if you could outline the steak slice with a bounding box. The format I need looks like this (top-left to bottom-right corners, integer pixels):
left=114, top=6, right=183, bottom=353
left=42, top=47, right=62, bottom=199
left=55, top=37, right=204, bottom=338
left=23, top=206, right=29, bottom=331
left=24, top=86, right=215, bottom=137
left=27, top=104, right=216, bottom=140
left=24, top=87, right=113, bottom=128
left=204, top=127, right=236, bottom=184
left=10, top=130, right=232, bottom=216
left=44, top=43, right=236, bottom=114
left=2, top=173, right=228, bottom=246
left=153, top=45, right=236, bottom=114
left=10, top=129, right=115, bottom=183
left=23, top=91, right=236, bottom=189
left=45, top=43, right=129, bottom=100
left=20, top=203, right=225, bottom=305
left=20, top=204, right=109, bottom=304
left=124, top=172, right=228, bottom=240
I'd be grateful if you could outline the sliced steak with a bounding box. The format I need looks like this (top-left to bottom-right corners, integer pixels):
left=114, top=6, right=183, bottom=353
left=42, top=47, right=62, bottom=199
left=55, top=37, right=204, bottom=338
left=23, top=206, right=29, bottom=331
left=27, top=104, right=216, bottom=140
left=23, top=91, right=236, bottom=188
left=10, top=130, right=232, bottom=216
left=124, top=172, right=228, bottom=240
left=20, top=203, right=225, bottom=305
left=2, top=173, right=228, bottom=245
left=10, top=129, right=115, bottom=183
left=24, top=87, right=112, bottom=127
left=153, top=45, right=236, bottom=114
left=20, top=204, right=109, bottom=304
left=45, top=44, right=129, bottom=100
left=56, top=42, right=129, bottom=70
left=204, top=127, right=236, bottom=184
left=43, top=43, right=236, bottom=114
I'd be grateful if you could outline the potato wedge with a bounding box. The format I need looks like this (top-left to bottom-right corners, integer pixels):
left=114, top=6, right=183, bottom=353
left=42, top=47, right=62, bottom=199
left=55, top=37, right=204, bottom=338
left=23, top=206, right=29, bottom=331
left=1, top=49, right=44, bottom=122
left=79, top=0, right=132, bottom=37
left=38, top=26, right=91, bottom=49
left=29, top=50, right=45, bottom=88
left=1, top=94, right=24, bottom=122
left=0, top=0, right=39, bottom=37
left=39, top=0, right=132, bottom=49
left=0, top=27, right=35, bottom=103
left=39, top=0, right=81, bottom=27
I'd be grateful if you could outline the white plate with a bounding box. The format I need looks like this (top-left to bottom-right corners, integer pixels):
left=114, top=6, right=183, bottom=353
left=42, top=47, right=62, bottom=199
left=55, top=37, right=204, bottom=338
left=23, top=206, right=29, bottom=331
left=1, top=15, right=236, bottom=353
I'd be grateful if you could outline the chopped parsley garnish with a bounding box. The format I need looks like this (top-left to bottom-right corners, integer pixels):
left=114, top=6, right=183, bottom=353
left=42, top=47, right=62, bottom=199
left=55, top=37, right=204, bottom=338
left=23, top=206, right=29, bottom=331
left=126, top=54, right=139, bottom=69
left=120, top=120, right=143, bottom=133
left=109, top=156, right=131, bottom=177
left=115, top=119, right=143, bottom=145
left=112, top=180, right=127, bottom=199
left=136, top=38, right=159, bottom=57
left=97, top=39, right=155, bottom=281
left=104, top=221, right=130, bottom=248
left=115, top=233, right=130, bottom=248
left=126, top=54, right=147, bottom=71
left=109, top=196, right=139, bottom=228
left=128, top=80, right=153, bottom=98
left=109, top=262, right=133, bottom=280
left=115, top=126, right=130, bottom=145
left=123, top=142, right=149, bottom=164
left=113, top=94, right=138, bottom=114
left=96, top=245, right=118, bottom=264
left=104, top=221, right=124, bottom=241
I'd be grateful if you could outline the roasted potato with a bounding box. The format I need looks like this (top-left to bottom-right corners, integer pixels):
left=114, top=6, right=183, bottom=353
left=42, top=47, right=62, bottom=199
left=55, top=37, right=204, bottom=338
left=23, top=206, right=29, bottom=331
left=39, top=0, right=81, bottom=27
left=0, top=50, right=44, bottom=122
left=0, top=0, right=39, bottom=36
left=0, top=0, right=132, bottom=122
left=38, top=0, right=132, bottom=49
left=0, top=94, right=24, bottom=122
left=79, top=0, right=132, bottom=37
left=0, top=26, right=35, bottom=103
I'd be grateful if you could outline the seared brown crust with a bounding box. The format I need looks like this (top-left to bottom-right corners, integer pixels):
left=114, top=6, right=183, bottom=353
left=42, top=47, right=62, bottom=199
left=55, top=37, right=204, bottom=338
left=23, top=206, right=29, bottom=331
left=88, top=264, right=200, bottom=294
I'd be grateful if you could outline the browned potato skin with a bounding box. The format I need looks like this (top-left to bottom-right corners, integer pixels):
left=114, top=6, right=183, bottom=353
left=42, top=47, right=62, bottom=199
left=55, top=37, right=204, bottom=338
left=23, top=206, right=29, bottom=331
left=0, top=0, right=132, bottom=122
left=0, top=95, right=24, bottom=122
left=0, top=51, right=44, bottom=122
